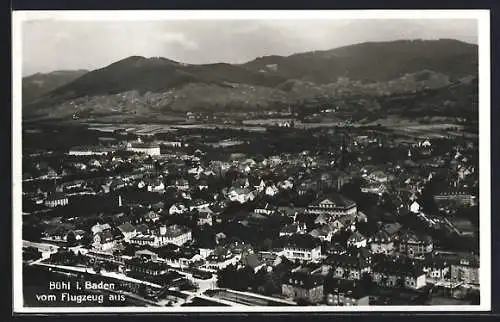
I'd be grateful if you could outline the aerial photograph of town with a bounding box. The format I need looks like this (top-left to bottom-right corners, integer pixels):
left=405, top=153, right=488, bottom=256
left=14, top=11, right=487, bottom=311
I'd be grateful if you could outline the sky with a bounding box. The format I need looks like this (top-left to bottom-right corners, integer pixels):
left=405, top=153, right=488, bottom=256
left=21, top=18, right=478, bottom=76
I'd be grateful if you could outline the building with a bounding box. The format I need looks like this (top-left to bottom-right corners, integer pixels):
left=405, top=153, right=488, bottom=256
left=280, top=223, right=307, bottom=237
left=450, top=255, right=479, bottom=285
left=162, top=141, right=182, bottom=148
left=91, top=223, right=112, bottom=235
left=325, top=280, right=370, bottom=306
left=92, top=229, right=117, bottom=251
left=433, top=191, right=477, bottom=207
left=125, top=257, right=170, bottom=276
left=254, top=203, right=277, bottom=216
left=306, top=193, right=357, bottom=217
left=421, top=255, right=450, bottom=281
left=117, top=222, right=137, bottom=242
left=68, top=146, right=113, bottom=156
left=126, top=142, right=161, bottom=156
left=155, top=225, right=192, bottom=246
left=369, top=230, right=395, bottom=255
left=174, top=179, right=190, bottom=191
left=398, top=230, right=433, bottom=258
left=372, top=260, right=427, bottom=290
left=130, top=225, right=192, bottom=248
left=202, top=247, right=241, bottom=271
left=325, top=248, right=372, bottom=280
left=282, top=235, right=322, bottom=263
left=309, top=225, right=336, bottom=242
left=347, top=232, right=368, bottom=248
left=44, top=193, right=69, bottom=208
left=240, top=253, right=266, bottom=273
left=282, top=272, right=324, bottom=304
left=228, top=188, right=256, bottom=204
left=361, top=183, right=387, bottom=196
left=197, top=212, right=213, bottom=226
left=169, top=203, right=188, bottom=215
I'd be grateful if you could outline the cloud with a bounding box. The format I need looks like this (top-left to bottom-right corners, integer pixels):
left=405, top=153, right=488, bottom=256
left=20, top=18, right=478, bottom=76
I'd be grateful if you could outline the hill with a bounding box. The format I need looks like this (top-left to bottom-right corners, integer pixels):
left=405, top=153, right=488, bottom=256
left=242, top=39, right=477, bottom=83
left=23, top=39, right=478, bottom=122
left=22, top=69, right=88, bottom=104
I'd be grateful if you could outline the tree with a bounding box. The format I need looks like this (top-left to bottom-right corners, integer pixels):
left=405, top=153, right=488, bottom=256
left=360, top=273, right=373, bottom=293
left=66, top=231, right=77, bottom=247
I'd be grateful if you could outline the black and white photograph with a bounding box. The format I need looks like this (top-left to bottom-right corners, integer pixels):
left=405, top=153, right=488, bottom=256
left=12, top=10, right=491, bottom=313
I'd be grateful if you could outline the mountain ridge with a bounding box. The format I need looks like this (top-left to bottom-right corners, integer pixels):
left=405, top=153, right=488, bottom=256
left=22, top=39, right=478, bottom=121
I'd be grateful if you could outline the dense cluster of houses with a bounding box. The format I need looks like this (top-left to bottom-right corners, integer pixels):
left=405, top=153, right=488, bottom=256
left=22, top=129, right=479, bottom=306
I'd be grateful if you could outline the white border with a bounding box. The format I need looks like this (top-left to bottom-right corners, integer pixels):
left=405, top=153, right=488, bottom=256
left=12, top=9, right=491, bottom=313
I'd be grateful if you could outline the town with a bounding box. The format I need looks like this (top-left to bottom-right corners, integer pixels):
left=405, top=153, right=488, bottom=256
left=21, top=116, right=480, bottom=307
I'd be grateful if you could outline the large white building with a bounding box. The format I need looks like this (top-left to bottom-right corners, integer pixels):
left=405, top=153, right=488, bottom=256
left=68, top=146, right=113, bottom=156
left=130, top=225, right=192, bottom=247
left=126, top=141, right=161, bottom=156
left=282, top=235, right=322, bottom=262
left=306, top=194, right=357, bottom=217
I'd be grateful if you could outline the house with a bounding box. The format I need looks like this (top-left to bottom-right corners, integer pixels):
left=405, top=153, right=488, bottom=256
left=309, top=225, right=335, bottom=242
left=92, top=229, right=117, bottom=251
left=361, top=183, right=387, bottom=196
left=174, top=179, right=190, bottom=191
left=280, top=223, right=307, bottom=237
left=147, top=180, right=165, bottom=193
left=372, top=259, right=427, bottom=290
left=330, top=215, right=356, bottom=231
left=40, top=226, right=72, bottom=244
left=265, top=185, right=280, bottom=197
left=144, top=211, right=160, bottom=222
left=398, top=230, right=433, bottom=258
left=314, top=213, right=331, bottom=226
left=169, top=203, right=188, bottom=215
left=409, top=201, right=421, bottom=214
left=347, top=232, right=367, bottom=248
left=282, top=234, right=322, bottom=263
left=228, top=188, right=255, bottom=204
left=44, top=193, right=69, bottom=208
left=197, top=180, right=209, bottom=190
left=91, top=222, right=112, bottom=235
left=325, top=279, right=370, bottom=306
left=240, top=253, right=266, bottom=273
left=254, top=203, right=277, bottom=216
left=369, top=230, right=395, bottom=255
left=202, top=247, right=241, bottom=271
left=368, top=170, right=392, bottom=183
left=197, top=211, right=213, bottom=226
left=306, top=193, right=357, bottom=217
left=421, top=255, right=450, bottom=281
left=282, top=272, right=324, bottom=304
left=188, top=166, right=204, bottom=175
left=189, top=199, right=211, bottom=211
left=130, top=225, right=192, bottom=247
left=325, top=248, right=372, bottom=280
left=450, top=254, right=479, bottom=285
left=278, top=206, right=306, bottom=218
left=135, top=249, right=159, bottom=261
left=117, top=222, right=137, bottom=241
